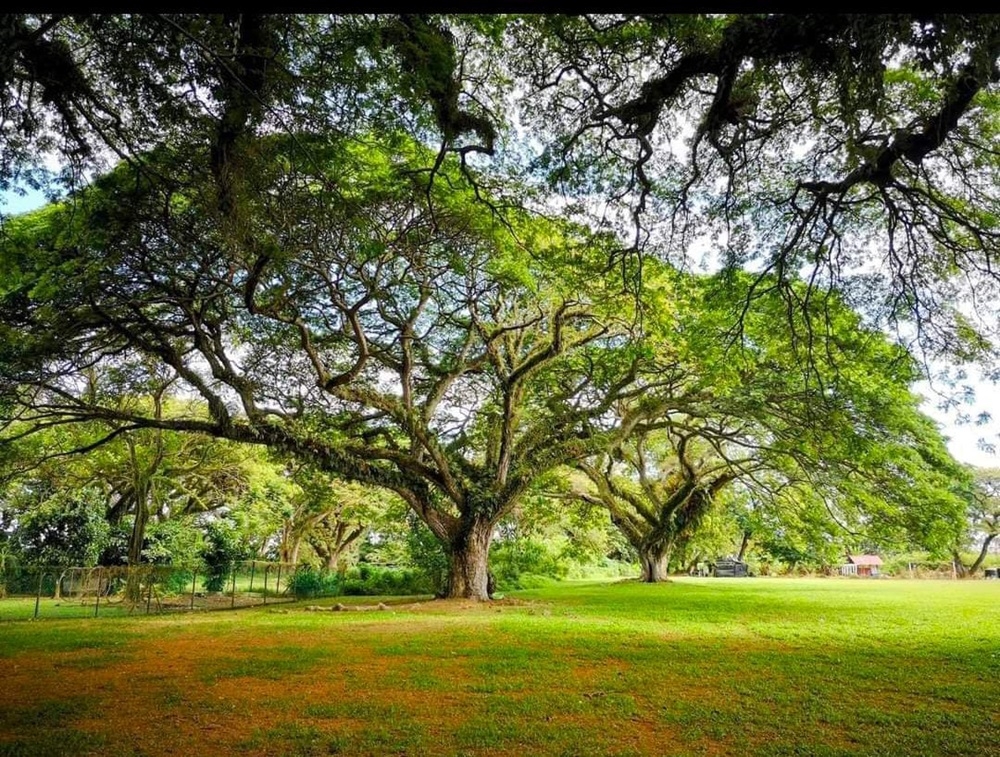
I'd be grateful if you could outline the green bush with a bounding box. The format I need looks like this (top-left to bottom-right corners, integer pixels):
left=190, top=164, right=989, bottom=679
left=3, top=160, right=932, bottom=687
left=285, top=564, right=433, bottom=598
left=403, top=514, right=449, bottom=594
left=16, top=487, right=111, bottom=568
left=340, top=564, right=434, bottom=596
left=490, top=537, right=568, bottom=591
left=201, top=520, right=253, bottom=592
left=1, top=565, right=51, bottom=595
left=158, top=568, right=194, bottom=595
left=288, top=567, right=340, bottom=598
left=506, top=573, right=560, bottom=589
left=566, top=558, right=637, bottom=580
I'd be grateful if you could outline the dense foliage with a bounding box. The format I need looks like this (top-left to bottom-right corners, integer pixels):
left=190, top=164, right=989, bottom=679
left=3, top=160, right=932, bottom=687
left=3, top=14, right=999, bottom=595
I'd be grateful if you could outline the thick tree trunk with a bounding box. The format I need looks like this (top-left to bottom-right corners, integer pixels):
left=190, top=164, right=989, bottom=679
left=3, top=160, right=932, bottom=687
left=279, top=524, right=297, bottom=564
left=952, top=550, right=969, bottom=578
left=128, top=504, right=149, bottom=567
left=324, top=542, right=348, bottom=572
left=444, top=517, right=494, bottom=600
left=125, top=481, right=151, bottom=603
left=128, top=477, right=152, bottom=567
left=639, top=547, right=670, bottom=583
left=636, top=528, right=675, bottom=583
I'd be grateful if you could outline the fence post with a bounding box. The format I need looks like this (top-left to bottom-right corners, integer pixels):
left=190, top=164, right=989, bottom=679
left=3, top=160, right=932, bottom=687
left=34, top=570, right=45, bottom=620
left=230, top=565, right=237, bottom=609
left=190, top=569, right=197, bottom=610
left=263, top=564, right=269, bottom=606
left=249, top=561, right=256, bottom=597
left=146, top=569, right=153, bottom=615
left=276, top=563, right=283, bottom=600
left=94, top=568, right=102, bottom=617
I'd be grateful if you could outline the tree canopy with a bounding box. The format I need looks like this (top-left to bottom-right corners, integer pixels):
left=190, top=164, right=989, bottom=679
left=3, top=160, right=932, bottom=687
left=4, top=14, right=999, bottom=367
left=562, top=268, right=971, bottom=581
left=2, top=14, right=997, bottom=596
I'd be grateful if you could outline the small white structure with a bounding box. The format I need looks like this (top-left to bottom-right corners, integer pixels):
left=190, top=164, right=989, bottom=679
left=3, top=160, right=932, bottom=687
left=840, top=554, right=882, bottom=577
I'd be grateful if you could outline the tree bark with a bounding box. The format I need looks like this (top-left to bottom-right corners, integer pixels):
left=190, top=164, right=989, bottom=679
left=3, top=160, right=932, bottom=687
left=128, top=499, right=150, bottom=567
left=952, top=550, right=969, bottom=578
left=54, top=569, right=67, bottom=600
left=969, top=533, right=997, bottom=575
left=124, top=477, right=153, bottom=603
left=639, top=546, right=670, bottom=583
left=736, top=530, right=751, bottom=562
left=444, top=516, right=494, bottom=600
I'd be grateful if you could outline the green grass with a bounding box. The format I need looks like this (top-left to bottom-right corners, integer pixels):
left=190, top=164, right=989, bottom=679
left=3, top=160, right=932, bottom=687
left=1, top=578, right=998, bottom=756
left=0, top=596, right=126, bottom=621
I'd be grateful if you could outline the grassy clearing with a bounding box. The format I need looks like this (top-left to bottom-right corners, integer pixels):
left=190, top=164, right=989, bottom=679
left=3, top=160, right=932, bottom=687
left=0, top=580, right=297, bottom=622
left=0, top=578, right=997, bottom=756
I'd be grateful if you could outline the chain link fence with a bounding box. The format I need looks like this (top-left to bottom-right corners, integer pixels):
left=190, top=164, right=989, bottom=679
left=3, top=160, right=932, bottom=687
left=0, top=561, right=298, bottom=620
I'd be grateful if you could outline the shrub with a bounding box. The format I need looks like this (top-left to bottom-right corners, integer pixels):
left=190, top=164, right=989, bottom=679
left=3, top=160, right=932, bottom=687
left=566, top=558, right=637, bottom=580
left=340, top=564, right=435, bottom=596
left=403, top=514, right=449, bottom=594
left=201, top=520, right=253, bottom=592
left=288, top=566, right=340, bottom=598
left=159, top=568, right=194, bottom=595
left=16, top=487, right=111, bottom=567
left=285, top=564, right=433, bottom=598
left=490, top=537, right=568, bottom=591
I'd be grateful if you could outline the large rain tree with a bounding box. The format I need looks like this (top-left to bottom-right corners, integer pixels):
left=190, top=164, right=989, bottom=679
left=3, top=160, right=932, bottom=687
left=565, top=271, right=971, bottom=581
left=3, top=13, right=1000, bottom=593
left=5, top=14, right=1000, bottom=407
left=0, top=136, right=694, bottom=599
left=5, top=15, right=1000, bottom=344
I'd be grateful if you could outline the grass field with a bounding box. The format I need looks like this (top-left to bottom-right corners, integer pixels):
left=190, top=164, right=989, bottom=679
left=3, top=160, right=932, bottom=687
left=1, top=577, right=997, bottom=756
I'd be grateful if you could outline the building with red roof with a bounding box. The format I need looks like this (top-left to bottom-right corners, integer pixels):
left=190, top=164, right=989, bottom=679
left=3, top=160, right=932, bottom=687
left=841, top=555, right=883, bottom=577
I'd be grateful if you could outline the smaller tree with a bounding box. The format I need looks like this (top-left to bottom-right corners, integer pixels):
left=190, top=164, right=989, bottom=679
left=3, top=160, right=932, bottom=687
left=565, top=265, right=973, bottom=581
left=200, top=519, right=254, bottom=593
left=746, top=487, right=850, bottom=575
left=674, top=489, right=745, bottom=573
left=279, top=464, right=394, bottom=570
left=571, top=431, right=739, bottom=582
left=11, top=487, right=111, bottom=569
left=955, top=468, right=1000, bottom=575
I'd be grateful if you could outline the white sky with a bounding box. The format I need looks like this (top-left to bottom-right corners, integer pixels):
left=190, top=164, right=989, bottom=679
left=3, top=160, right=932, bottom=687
left=915, top=378, right=998, bottom=469
left=4, top=185, right=997, bottom=470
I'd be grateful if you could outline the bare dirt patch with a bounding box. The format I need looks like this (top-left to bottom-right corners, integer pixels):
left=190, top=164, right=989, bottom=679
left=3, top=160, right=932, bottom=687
left=0, top=614, right=490, bottom=756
